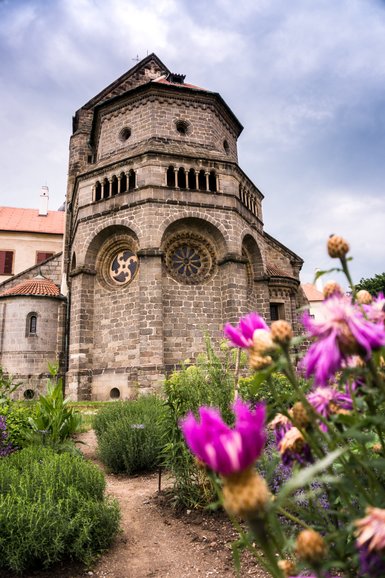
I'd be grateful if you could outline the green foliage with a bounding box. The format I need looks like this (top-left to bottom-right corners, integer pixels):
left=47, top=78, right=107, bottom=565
left=161, top=338, right=236, bottom=509
left=0, top=367, right=21, bottom=404
left=0, top=402, right=35, bottom=448
left=0, top=446, right=120, bottom=573
left=356, top=271, right=385, bottom=296
left=27, top=366, right=82, bottom=447
left=94, top=395, right=164, bottom=474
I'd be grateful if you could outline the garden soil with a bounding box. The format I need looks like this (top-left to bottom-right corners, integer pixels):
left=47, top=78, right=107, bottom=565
left=1, top=431, right=268, bottom=578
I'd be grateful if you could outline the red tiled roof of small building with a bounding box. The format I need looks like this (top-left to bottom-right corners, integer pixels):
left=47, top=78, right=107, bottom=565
left=152, top=76, right=207, bottom=92
left=0, top=276, right=60, bottom=297
left=302, top=283, right=324, bottom=302
left=0, top=207, right=65, bottom=235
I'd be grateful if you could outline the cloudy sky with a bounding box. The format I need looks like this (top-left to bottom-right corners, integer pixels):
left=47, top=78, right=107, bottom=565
left=1, top=0, right=384, bottom=286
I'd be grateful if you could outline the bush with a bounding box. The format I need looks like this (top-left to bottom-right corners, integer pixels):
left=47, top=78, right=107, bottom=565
left=0, top=446, right=120, bottom=573
left=94, top=395, right=164, bottom=474
left=161, top=338, right=236, bottom=509
left=0, top=402, right=34, bottom=449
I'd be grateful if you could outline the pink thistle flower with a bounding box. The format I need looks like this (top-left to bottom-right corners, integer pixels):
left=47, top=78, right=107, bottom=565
left=302, top=295, right=385, bottom=385
left=180, top=400, right=266, bottom=476
left=363, top=292, right=385, bottom=324
left=224, top=312, right=268, bottom=348
left=307, top=386, right=353, bottom=431
left=356, top=507, right=385, bottom=552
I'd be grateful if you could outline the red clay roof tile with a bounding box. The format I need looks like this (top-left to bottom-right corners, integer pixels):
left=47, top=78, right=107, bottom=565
left=0, top=207, right=65, bottom=235
left=302, top=283, right=324, bottom=301
left=0, top=276, right=60, bottom=297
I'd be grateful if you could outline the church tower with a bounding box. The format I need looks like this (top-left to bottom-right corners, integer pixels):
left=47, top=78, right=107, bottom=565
left=64, top=54, right=303, bottom=400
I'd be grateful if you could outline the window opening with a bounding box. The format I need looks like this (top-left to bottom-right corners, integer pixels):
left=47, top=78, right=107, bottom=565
left=36, top=252, right=54, bottom=265
left=103, top=179, right=110, bottom=199
left=110, top=387, right=120, bottom=399
left=198, top=170, right=206, bottom=191
left=175, top=120, right=189, bottom=135
left=178, top=167, right=186, bottom=189
left=270, top=303, right=285, bottom=321
left=120, top=172, right=127, bottom=193
left=95, top=181, right=102, bottom=201
left=0, top=251, right=13, bottom=275
left=188, top=169, right=196, bottom=190
left=128, top=170, right=136, bottom=191
left=111, top=176, right=118, bottom=196
left=167, top=166, right=175, bottom=187
left=209, top=170, right=217, bottom=192
left=24, top=389, right=35, bottom=400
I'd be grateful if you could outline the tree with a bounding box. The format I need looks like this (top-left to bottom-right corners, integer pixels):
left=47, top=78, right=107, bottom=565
left=355, top=272, right=385, bottom=296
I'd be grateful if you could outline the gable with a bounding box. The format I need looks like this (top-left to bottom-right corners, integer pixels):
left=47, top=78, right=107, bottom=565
left=83, top=53, right=170, bottom=110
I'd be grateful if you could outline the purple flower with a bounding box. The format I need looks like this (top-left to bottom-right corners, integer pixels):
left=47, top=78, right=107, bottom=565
left=0, top=414, right=14, bottom=457
left=307, top=386, right=353, bottom=431
left=358, top=545, right=385, bottom=578
left=301, top=295, right=385, bottom=386
left=224, top=312, right=268, bottom=348
left=180, top=400, right=266, bottom=476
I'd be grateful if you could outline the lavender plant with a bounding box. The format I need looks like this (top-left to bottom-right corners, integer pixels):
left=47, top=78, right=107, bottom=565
left=180, top=235, right=385, bottom=578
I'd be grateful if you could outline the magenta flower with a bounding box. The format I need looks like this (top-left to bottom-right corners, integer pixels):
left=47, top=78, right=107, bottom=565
left=224, top=312, right=268, bottom=348
left=302, top=295, right=385, bottom=385
left=180, top=400, right=266, bottom=476
left=307, top=386, right=353, bottom=431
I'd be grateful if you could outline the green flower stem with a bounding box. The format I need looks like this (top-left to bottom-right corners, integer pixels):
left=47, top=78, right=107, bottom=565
left=366, top=393, right=385, bottom=454
left=340, top=256, right=356, bottom=300
left=276, top=507, right=312, bottom=530
left=367, top=357, right=385, bottom=396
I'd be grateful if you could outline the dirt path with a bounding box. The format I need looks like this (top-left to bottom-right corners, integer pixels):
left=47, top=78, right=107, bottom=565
left=6, top=431, right=267, bottom=578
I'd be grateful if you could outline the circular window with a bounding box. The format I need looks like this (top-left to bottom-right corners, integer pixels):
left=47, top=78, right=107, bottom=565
left=110, top=387, right=120, bottom=399
left=164, top=233, right=215, bottom=285
left=97, top=237, right=139, bottom=290
left=175, top=120, right=189, bottom=135
left=119, top=127, right=131, bottom=142
left=109, top=250, right=139, bottom=285
left=24, top=389, right=35, bottom=400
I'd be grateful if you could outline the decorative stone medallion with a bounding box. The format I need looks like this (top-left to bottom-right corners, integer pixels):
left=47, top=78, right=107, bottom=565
left=164, top=232, right=215, bottom=285
left=109, top=250, right=138, bottom=285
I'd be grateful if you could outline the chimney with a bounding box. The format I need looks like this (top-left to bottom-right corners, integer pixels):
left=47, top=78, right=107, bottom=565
left=39, top=185, right=49, bottom=216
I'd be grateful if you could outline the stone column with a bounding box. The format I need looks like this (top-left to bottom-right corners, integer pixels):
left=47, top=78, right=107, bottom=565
left=185, top=169, right=189, bottom=189
left=174, top=168, right=179, bottom=189
left=205, top=171, right=210, bottom=192
left=219, top=254, right=249, bottom=324
left=66, top=268, right=95, bottom=400
left=136, top=249, right=165, bottom=391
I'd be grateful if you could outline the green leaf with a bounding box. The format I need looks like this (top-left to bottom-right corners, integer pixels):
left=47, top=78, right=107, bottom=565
left=276, top=448, right=346, bottom=504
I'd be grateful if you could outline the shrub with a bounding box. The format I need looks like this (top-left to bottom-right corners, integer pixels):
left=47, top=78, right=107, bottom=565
left=94, top=395, right=164, bottom=474
left=161, top=338, right=236, bottom=509
left=0, top=446, right=120, bottom=573
left=0, top=402, right=35, bottom=448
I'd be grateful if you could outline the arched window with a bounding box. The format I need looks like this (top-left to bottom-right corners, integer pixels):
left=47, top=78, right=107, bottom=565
left=120, top=172, right=127, bottom=193
left=128, top=169, right=136, bottom=191
left=198, top=170, right=206, bottom=191
left=95, top=181, right=102, bottom=201
left=188, top=169, right=196, bottom=190
left=178, top=167, right=186, bottom=189
left=167, top=166, right=175, bottom=187
left=111, top=175, right=118, bottom=196
left=26, top=312, right=37, bottom=336
left=103, top=179, right=110, bottom=199
left=209, top=170, right=217, bottom=192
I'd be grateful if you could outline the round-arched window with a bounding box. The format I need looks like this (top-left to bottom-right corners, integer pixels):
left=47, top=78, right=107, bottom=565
left=110, top=387, right=120, bottom=399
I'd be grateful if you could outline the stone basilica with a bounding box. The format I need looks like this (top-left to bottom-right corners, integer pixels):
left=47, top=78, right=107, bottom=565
left=0, top=54, right=305, bottom=400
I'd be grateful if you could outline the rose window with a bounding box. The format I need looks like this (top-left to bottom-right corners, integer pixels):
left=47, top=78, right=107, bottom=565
left=109, top=250, right=138, bottom=285
left=164, top=233, right=215, bottom=285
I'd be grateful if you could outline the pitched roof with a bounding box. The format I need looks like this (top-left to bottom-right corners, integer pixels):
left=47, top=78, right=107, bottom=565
left=302, top=283, right=324, bottom=302
left=152, top=76, right=207, bottom=92
left=266, top=263, right=293, bottom=278
left=0, top=275, right=60, bottom=297
left=0, top=207, right=65, bottom=235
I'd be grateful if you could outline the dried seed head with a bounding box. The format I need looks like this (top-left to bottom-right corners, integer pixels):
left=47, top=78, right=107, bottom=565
left=252, top=329, right=276, bottom=355
left=356, top=289, right=373, bottom=305
left=327, top=234, right=350, bottom=259
left=222, top=468, right=270, bottom=519
left=279, top=427, right=305, bottom=455
left=271, top=320, right=293, bottom=346
left=277, top=559, right=296, bottom=577
left=248, top=351, right=272, bottom=371
left=292, top=402, right=311, bottom=428
left=295, top=529, right=327, bottom=564
left=323, top=280, right=344, bottom=299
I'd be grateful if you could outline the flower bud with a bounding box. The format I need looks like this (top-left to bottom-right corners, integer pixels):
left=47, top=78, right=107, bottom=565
left=356, top=289, right=372, bottom=305
left=222, top=468, right=270, bottom=519
left=292, top=402, right=311, bottom=428
left=249, top=352, right=273, bottom=370
left=271, top=320, right=293, bottom=346
left=252, top=329, right=276, bottom=355
left=295, top=529, right=327, bottom=564
left=327, top=234, right=349, bottom=259
left=323, top=280, right=344, bottom=299
left=279, top=427, right=305, bottom=455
